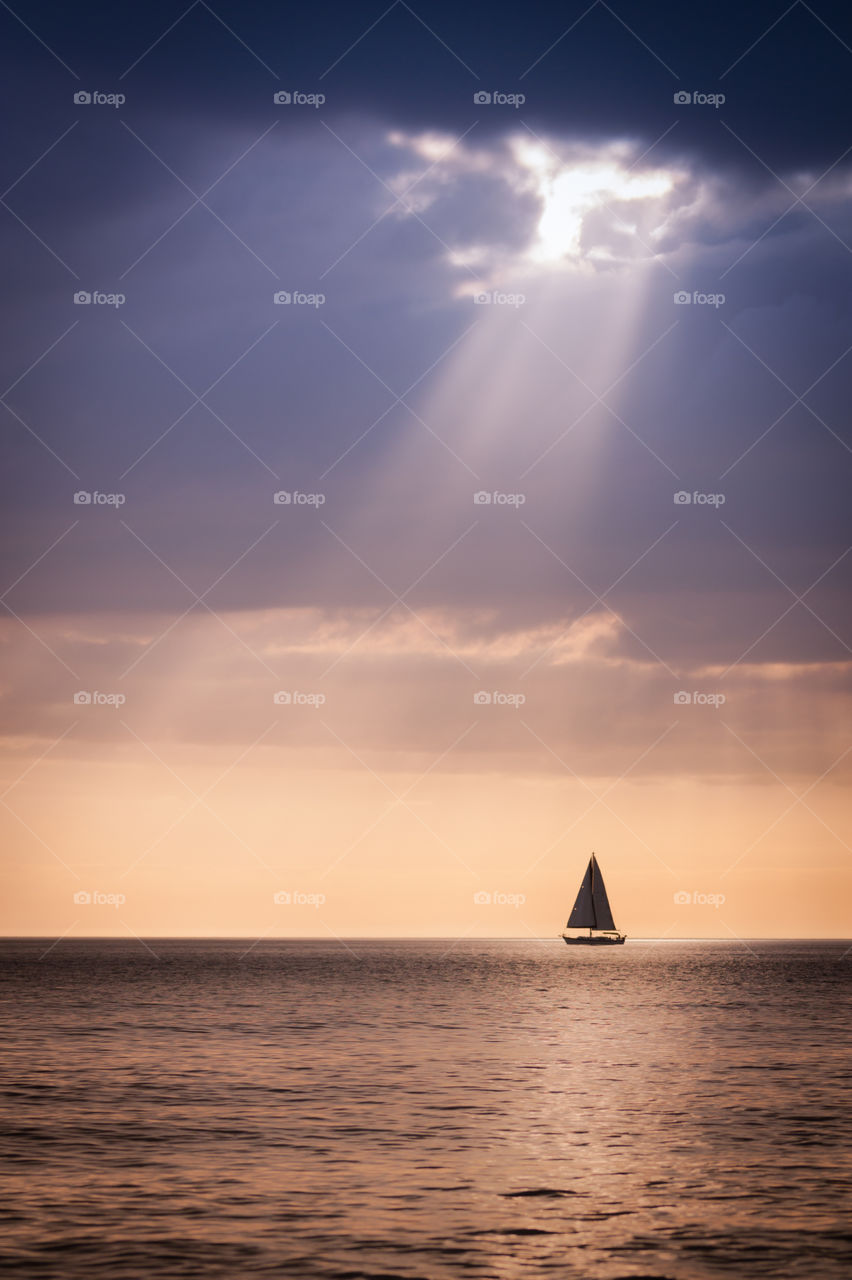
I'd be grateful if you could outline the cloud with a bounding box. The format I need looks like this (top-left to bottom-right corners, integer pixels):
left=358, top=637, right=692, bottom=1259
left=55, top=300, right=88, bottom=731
left=2, top=115, right=850, bottom=690
left=2, top=609, right=850, bottom=790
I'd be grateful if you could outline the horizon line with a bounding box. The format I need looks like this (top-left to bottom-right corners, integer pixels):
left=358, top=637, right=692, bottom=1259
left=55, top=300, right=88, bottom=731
left=2, top=934, right=850, bottom=943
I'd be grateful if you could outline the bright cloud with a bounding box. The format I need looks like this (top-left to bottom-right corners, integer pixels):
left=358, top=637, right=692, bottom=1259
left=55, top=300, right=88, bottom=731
left=387, top=129, right=685, bottom=279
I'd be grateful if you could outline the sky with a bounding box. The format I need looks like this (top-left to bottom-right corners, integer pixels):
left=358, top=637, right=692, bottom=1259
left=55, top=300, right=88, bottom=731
left=1, top=0, right=851, bottom=940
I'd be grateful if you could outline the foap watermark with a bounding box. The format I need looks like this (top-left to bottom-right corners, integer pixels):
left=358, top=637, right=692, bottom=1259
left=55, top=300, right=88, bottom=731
left=273, top=890, right=326, bottom=907
left=473, top=890, right=526, bottom=907
left=673, top=490, right=725, bottom=506
left=273, top=290, right=325, bottom=307
left=473, top=91, right=525, bottom=108
left=74, top=290, right=125, bottom=307
left=73, top=90, right=125, bottom=108
left=273, top=691, right=326, bottom=707
left=673, top=90, right=725, bottom=108
left=73, top=691, right=126, bottom=707
left=673, top=691, right=726, bottom=707
left=473, top=290, right=525, bottom=307
left=74, top=490, right=125, bottom=506
left=474, top=690, right=526, bottom=708
left=73, top=890, right=126, bottom=908
left=473, top=490, right=525, bottom=506
left=273, top=90, right=325, bottom=107
left=674, top=890, right=726, bottom=908
left=273, top=490, right=325, bottom=506
left=673, top=290, right=725, bottom=307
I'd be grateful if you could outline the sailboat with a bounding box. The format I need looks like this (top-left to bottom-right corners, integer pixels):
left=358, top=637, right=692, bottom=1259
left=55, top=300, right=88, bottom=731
left=562, top=852, right=626, bottom=945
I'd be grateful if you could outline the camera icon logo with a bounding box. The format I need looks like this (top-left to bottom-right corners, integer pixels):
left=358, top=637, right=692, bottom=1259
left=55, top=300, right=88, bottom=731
left=273, top=91, right=292, bottom=105
left=73, top=890, right=92, bottom=904
left=473, top=292, right=491, bottom=304
left=673, top=490, right=692, bottom=505
left=673, top=890, right=691, bottom=904
left=473, top=91, right=492, bottom=104
left=473, top=491, right=492, bottom=505
left=473, top=890, right=491, bottom=904
left=273, top=291, right=291, bottom=304
left=673, top=691, right=692, bottom=705
left=273, top=491, right=292, bottom=505
left=273, top=691, right=292, bottom=704
left=673, top=290, right=691, bottom=305
left=74, top=291, right=92, bottom=305
left=273, top=890, right=292, bottom=904
left=73, top=491, right=92, bottom=505
left=73, top=690, right=92, bottom=704
left=473, top=690, right=492, bottom=705
left=673, top=91, right=691, bottom=105
left=74, top=91, right=92, bottom=104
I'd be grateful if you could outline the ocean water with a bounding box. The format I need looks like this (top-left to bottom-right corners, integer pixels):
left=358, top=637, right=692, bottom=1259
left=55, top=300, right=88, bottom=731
left=1, top=939, right=850, bottom=1279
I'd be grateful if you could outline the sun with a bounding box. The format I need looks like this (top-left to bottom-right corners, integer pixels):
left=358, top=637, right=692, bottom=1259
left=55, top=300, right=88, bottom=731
left=511, top=138, right=677, bottom=265
left=387, top=128, right=682, bottom=278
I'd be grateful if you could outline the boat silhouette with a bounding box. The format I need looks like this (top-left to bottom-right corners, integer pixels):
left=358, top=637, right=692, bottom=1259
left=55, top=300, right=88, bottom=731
left=562, top=852, right=626, bottom=945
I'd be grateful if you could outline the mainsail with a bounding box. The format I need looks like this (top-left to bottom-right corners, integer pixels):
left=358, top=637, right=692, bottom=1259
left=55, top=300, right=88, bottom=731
left=566, top=853, right=617, bottom=932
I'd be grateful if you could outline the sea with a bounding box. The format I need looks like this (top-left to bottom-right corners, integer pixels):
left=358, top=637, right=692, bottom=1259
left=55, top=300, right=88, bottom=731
left=1, top=938, right=850, bottom=1279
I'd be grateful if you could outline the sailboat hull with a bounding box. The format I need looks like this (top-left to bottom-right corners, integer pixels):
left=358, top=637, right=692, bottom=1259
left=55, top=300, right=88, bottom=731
left=562, top=934, right=625, bottom=946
